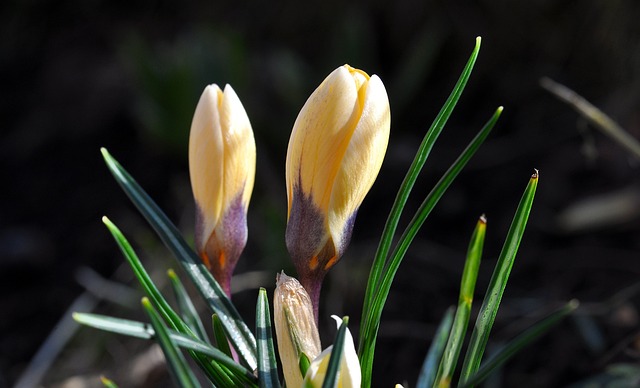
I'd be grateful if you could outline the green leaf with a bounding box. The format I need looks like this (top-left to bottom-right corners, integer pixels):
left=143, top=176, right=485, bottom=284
left=359, top=104, right=503, bottom=387
left=358, top=37, right=484, bottom=387
left=361, top=36, right=483, bottom=328
left=102, top=217, right=184, bottom=331
left=141, top=297, right=201, bottom=388
left=256, top=288, right=281, bottom=388
left=74, top=312, right=152, bottom=338
left=416, top=307, right=454, bottom=388
left=323, top=317, right=349, bottom=388
left=73, top=312, right=257, bottom=384
left=459, top=171, right=539, bottom=383
left=100, top=217, right=252, bottom=385
left=434, top=216, right=486, bottom=387
left=100, top=376, right=119, bottom=388
left=168, top=269, right=210, bottom=343
left=212, top=314, right=233, bottom=359
left=101, top=147, right=257, bottom=370
left=460, top=300, right=578, bottom=388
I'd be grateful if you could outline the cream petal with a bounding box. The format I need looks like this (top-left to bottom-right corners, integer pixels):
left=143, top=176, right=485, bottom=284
left=286, top=65, right=363, bottom=217
left=219, top=84, right=256, bottom=209
left=327, top=74, right=390, bottom=256
left=303, top=316, right=361, bottom=388
left=188, top=83, right=255, bottom=295
left=189, top=84, right=224, bottom=253
left=330, top=315, right=361, bottom=388
left=304, top=345, right=332, bottom=387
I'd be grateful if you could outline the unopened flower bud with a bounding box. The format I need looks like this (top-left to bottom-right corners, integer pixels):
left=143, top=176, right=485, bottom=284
left=273, top=272, right=321, bottom=388
left=189, top=84, right=256, bottom=296
left=285, top=64, right=390, bottom=314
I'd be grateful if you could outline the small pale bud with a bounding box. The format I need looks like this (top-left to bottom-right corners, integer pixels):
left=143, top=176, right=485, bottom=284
left=273, top=272, right=322, bottom=388
left=189, top=84, right=256, bottom=296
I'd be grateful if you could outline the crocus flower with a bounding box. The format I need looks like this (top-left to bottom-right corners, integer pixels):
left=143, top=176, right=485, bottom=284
left=303, top=315, right=361, bottom=388
left=189, top=84, right=256, bottom=296
left=285, top=65, right=391, bottom=314
left=273, top=272, right=322, bottom=388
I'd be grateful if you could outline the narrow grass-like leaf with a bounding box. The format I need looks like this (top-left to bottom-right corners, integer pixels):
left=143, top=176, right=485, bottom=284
left=74, top=312, right=151, bottom=338
left=168, top=269, right=210, bottom=343
left=102, top=217, right=185, bottom=330
left=322, top=317, right=349, bottom=388
left=359, top=105, right=503, bottom=387
left=101, top=147, right=257, bottom=370
left=416, top=307, right=454, bottom=388
left=256, top=288, right=281, bottom=388
left=361, top=36, right=482, bottom=332
left=101, top=217, right=249, bottom=384
left=434, top=216, right=486, bottom=387
left=358, top=37, right=484, bottom=386
left=100, top=376, right=118, bottom=388
left=459, top=171, right=539, bottom=383
left=212, top=314, right=233, bottom=359
left=141, top=297, right=201, bottom=388
left=460, top=300, right=578, bottom=388
left=73, top=312, right=258, bottom=384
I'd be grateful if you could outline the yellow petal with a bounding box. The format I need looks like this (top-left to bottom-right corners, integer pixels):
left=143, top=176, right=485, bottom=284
left=218, top=84, right=256, bottom=210
left=286, top=65, right=367, bottom=217
left=327, top=74, right=390, bottom=252
left=285, top=65, right=390, bottom=275
left=188, top=84, right=256, bottom=294
left=189, top=84, right=224, bottom=253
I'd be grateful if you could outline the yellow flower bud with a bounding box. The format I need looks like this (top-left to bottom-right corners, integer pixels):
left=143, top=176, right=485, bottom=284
left=273, top=272, right=322, bottom=388
left=189, top=84, right=256, bottom=296
left=285, top=64, right=391, bottom=310
left=303, top=315, right=361, bottom=388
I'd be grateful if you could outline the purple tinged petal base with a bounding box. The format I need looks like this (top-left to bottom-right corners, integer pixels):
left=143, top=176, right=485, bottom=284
left=196, top=191, right=248, bottom=297
left=286, top=183, right=358, bottom=318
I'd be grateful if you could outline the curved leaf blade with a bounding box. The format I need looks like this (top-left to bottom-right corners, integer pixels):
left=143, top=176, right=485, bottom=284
left=142, top=297, right=201, bottom=388
left=101, top=147, right=257, bottom=370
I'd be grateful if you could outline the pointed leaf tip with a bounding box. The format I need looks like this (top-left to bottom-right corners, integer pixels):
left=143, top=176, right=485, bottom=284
left=479, top=214, right=487, bottom=224
left=532, top=169, right=539, bottom=179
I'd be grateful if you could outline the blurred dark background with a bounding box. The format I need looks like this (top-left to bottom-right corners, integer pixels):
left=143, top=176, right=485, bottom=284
left=2, top=0, right=640, bottom=387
